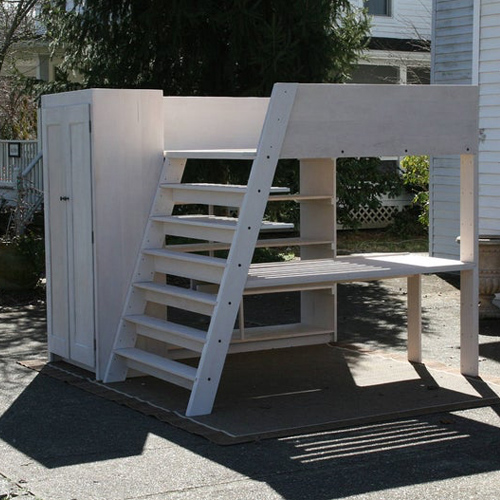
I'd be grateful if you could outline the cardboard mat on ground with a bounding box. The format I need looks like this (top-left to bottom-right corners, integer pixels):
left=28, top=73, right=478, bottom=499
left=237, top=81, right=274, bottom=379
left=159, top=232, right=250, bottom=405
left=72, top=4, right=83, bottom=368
left=20, top=344, right=500, bottom=445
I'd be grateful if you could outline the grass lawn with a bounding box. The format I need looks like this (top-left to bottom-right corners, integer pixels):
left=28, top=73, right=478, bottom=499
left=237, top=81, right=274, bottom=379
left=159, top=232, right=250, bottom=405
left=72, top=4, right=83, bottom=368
left=336, top=228, right=428, bottom=255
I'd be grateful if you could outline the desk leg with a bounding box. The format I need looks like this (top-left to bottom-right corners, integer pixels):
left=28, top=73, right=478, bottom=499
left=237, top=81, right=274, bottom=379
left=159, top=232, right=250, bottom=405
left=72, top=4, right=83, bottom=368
left=460, top=269, right=479, bottom=376
left=407, top=274, right=422, bottom=363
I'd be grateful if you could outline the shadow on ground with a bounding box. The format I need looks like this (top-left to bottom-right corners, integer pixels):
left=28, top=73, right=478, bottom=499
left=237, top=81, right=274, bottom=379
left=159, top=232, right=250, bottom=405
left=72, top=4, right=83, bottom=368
left=2, top=370, right=500, bottom=499
left=2, top=279, right=500, bottom=499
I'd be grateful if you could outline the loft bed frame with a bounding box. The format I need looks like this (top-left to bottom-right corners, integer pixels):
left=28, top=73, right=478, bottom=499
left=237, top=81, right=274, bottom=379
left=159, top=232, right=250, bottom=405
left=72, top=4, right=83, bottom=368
left=42, top=84, right=479, bottom=417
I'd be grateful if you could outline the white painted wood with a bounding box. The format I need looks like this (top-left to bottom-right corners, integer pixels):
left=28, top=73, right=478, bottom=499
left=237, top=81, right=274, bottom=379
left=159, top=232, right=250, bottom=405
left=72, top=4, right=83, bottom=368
left=124, top=315, right=206, bottom=353
left=42, top=107, right=70, bottom=361
left=104, top=154, right=188, bottom=383
left=281, top=85, right=478, bottom=158
left=162, top=183, right=247, bottom=207
left=407, top=274, right=422, bottom=363
left=162, top=183, right=290, bottom=207
left=165, top=149, right=257, bottom=160
left=153, top=215, right=238, bottom=243
left=460, top=154, right=479, bottom=376
left=42, top=104, right=94, bottom=368
left=142, top=248, right=226, bottom=284
left=164, top=237, right=333, bottom=253
left=460, top=269, right=479, bottom=376
left=114, top=347, right=197, bottom=389
left=133, top=282, right=217, bottom=316
left=299, top=158, right=336, bottom=340
left=170, top=329, right=333, bottom=359
left=47, top=82, right=478, bottom=417
left=186, top=83, right=299, bottom=417
left=42, top=89, right=165, bottom=378
left=163, top=96, right=268, bottom=151
left=245, top=254, right=474, bottom=292
left=154, top=215, right=293, bottom=244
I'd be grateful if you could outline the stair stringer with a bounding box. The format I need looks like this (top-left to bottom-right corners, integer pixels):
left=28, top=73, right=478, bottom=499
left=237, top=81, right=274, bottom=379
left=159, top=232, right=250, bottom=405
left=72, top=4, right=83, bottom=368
left=185, top=83, right=299, bottom=417
left=104, top=156, right=187, bottom=382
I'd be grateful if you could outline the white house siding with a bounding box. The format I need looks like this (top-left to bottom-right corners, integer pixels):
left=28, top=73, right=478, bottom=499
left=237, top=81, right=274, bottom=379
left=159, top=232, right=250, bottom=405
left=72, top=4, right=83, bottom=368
left=351, top=0, right=432, bottom=39
left=431, top=0, right=500, bottom=258
left=478, top=0, right=500, bottom=235
left=430, top=0, right=474, bottom=258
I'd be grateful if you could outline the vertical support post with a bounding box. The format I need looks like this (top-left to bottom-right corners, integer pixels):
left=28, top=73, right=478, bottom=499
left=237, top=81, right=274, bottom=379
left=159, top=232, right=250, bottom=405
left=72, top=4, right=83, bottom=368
left=407, top=274, right=422, bottom=363
left=459, top=154, right=479, bottom=376
left=299, top=158, right=336, bottom=340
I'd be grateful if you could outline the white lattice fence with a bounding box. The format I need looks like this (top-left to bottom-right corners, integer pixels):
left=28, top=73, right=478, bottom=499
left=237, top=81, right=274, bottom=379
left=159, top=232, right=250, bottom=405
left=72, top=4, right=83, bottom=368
left=339, top=193, right=413, bottom=229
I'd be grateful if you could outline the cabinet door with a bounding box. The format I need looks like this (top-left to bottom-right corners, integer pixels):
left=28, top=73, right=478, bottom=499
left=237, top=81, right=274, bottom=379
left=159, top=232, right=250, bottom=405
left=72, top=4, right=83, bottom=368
left=43, top=104, right=95, bottom=369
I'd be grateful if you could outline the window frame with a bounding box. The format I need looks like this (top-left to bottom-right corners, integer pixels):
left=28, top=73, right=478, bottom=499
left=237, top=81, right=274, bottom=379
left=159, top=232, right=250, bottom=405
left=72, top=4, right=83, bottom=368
left=364, top=0, right=392, bottom=17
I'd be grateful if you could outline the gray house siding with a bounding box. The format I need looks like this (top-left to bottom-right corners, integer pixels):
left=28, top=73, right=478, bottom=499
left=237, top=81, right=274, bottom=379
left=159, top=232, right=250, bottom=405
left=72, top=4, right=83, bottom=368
left=431, top=0, right=500, bottom=258
left=430, top=0, right=474, bottom=258
left=477, top=0, right=500, bottom=235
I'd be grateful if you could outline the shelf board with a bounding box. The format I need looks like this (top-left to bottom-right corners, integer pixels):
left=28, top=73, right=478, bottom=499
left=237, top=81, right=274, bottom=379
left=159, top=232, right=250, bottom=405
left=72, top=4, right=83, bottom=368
left=168, top=323, right=333, bottom=359
left=245, top=253, right=475, bottom=293
left=266, top=194, right=333, bottom=202
left=164, top=149, right=257, bottom=160
left=165, top=237, right=333, bottom=253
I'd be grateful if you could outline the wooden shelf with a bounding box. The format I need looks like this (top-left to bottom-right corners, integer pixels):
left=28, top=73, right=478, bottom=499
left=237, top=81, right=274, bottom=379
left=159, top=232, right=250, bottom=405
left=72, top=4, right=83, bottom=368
left=164, top=149, right=257, bottom=160
left=245, top=253, right=474, bottom=293
left=266, top=194, right=333, bottom=202
left=168, top=323, right=333, bottom=359
left=165, top=237, right=332, bottom=253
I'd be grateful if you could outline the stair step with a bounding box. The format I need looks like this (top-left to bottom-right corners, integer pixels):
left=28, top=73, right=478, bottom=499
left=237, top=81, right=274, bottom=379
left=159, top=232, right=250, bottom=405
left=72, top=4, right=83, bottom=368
left=125, top=315, right=206, bottom=352
left=151, top=215, right=238, bottom=243
left=142, top=248, right=226, bottom=283
left=133, top=282, right=217, bottom=316
left=161, top=183, right=290, bottom=207
left=114, top=347, right=197, bottom=389
left=162, top=183, right=247, bottom=207
left=152, top=215, right=294, bottom=243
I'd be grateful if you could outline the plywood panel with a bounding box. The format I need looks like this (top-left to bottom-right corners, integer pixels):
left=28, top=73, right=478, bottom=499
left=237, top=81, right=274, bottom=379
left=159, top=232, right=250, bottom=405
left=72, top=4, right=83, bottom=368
left=91, top=89, right=164, bottom=378
left=281, top=84, right=478, bottom=158
left=163, top=96, right=269, bottom=151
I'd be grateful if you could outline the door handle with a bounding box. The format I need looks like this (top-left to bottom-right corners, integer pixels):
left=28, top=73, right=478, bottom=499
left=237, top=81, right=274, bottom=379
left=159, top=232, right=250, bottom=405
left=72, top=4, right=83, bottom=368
left=60, top=196, right=70, bottom=201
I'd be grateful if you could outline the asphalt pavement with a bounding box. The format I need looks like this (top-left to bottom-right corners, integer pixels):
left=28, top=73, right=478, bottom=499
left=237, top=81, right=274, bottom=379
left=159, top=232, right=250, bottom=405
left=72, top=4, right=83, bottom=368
left=1, top=276, right=500, bottom=500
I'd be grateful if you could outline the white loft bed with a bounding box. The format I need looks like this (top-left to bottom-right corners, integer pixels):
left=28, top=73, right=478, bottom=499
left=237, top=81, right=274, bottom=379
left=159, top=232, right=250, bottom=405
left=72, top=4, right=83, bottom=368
left=42, top=83, right=479, bottom=417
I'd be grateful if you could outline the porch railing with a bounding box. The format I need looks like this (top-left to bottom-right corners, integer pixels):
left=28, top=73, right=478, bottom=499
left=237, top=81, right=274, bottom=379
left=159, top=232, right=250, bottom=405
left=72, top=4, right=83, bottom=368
left=0, top=140, right=39, bottom=187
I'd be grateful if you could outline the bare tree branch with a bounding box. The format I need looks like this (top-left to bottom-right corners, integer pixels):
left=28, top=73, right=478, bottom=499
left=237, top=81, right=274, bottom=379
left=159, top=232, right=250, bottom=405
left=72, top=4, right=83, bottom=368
left=0, top=0, right=39, bottom=74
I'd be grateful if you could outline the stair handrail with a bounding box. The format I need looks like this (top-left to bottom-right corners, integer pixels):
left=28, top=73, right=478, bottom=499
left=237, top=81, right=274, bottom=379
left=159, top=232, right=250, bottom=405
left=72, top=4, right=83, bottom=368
left=10, top=150, right=44, bottom=236
left=21, top=149, right=43, bottom=177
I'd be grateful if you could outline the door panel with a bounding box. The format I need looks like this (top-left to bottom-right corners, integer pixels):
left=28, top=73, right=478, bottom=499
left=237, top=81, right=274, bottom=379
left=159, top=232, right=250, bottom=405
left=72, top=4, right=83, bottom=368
left=42, top=104, right=95, bottom=368
left=43, top=110, right=70, bottom=359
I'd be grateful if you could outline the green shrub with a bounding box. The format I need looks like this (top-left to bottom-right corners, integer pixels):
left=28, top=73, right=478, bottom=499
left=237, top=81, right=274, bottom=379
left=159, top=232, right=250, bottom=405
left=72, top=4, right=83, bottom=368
left=401, top=155, right=429, bottom=227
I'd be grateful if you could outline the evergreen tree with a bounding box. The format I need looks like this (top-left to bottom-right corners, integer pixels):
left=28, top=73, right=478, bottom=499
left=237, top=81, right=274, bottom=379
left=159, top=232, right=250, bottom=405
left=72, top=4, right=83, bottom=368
left=41, top=2, right=402, bottom=230
left=42, top=0, right=370, bottom=96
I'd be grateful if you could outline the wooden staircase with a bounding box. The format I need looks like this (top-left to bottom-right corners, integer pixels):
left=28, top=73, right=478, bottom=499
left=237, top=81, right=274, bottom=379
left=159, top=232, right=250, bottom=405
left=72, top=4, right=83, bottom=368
left=104, top=84, right=308, bottom=416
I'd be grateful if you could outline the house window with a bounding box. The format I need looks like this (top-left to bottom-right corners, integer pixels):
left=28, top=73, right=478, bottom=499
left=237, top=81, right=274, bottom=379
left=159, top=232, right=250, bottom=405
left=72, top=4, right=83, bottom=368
left=348, top=65, right=399, bottom=85
left=365, top=0, right=391, bottom=16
